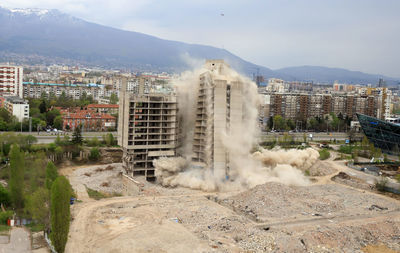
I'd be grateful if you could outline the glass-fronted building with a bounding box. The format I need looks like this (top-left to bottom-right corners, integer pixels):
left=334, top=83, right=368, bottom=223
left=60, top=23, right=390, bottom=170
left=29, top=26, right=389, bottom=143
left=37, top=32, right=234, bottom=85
left=357, top=113, right=400, bottom=155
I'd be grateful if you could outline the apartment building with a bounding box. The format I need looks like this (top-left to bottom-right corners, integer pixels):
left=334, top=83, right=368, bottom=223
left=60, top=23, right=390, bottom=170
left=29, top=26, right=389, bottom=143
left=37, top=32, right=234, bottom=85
left=3, top=96, right=29, bottom=122
left=23, top=82, right=104, bottom=100
left=265, top=92, right=383, bottom=124
left=0, top=65, right=23, bottom=98
left=118, top=78, right=179, bottom=181
left=191, top=60, right=244, bottom=180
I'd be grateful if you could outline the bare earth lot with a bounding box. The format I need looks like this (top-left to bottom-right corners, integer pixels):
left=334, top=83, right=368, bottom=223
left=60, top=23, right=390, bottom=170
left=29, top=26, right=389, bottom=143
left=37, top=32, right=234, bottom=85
left=63, top=161, right=400, bottom=253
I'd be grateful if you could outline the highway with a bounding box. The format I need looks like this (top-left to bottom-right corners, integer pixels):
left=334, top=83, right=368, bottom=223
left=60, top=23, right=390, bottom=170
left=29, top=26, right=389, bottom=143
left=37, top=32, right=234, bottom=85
left=2, top=131, right=359, bottom=144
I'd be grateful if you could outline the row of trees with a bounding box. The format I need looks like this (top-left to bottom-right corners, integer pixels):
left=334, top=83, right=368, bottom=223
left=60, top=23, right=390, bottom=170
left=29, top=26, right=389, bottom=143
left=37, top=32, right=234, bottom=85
left=0, top=108, right=29, bottom=132
left=267, top=113, right=352, bottom=132
left=1, top=144, right=72, bottom=253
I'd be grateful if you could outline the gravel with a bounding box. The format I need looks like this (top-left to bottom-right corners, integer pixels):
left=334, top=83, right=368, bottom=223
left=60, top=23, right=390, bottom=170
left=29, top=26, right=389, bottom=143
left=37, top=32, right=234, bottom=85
left=73, top=163, right=124, bottom=194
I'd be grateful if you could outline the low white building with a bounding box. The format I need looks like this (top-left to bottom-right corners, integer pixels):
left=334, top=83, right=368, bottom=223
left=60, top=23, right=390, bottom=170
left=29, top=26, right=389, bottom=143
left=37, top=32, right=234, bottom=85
left=4, top=96, right=29, bottom=122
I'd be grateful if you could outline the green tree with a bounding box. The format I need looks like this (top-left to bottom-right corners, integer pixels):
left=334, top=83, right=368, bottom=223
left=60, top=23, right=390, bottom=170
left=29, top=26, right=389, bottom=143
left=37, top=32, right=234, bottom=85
left=46, top=109, right=61, bottom=127
left=30, top=108, right=41, bottom=118
left=9, top=145, right=25, bottom=209
left=110, top=93, right=118, bottom=104
left=45, top=161, right=58, bottom=190
left=273, top=115, right=286, bottom=131
left=362, top=136, right=369, bottom=151
left=72, top=126, right=83, bottom=145
left=286, top=119, right=295, bottom=130
left=54, top=116, right=63, bottom=130
left=0, top=119, right=8, bottom=131
left=50, top=176, right=71, bottom=253
left=267, top=116, right=274, bottom=130
left=0, top=108, right=11, bottom=122
left=25, top=187, right=50, bottom=229
left=0, top=184, right=11, bottom=207
left=39, top=100, right=47, bottom=114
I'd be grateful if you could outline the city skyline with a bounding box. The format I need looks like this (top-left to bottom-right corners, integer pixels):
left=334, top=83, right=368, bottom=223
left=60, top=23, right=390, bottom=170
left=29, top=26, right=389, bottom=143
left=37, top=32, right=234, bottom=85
left=1, top=0, right=399, bottom=78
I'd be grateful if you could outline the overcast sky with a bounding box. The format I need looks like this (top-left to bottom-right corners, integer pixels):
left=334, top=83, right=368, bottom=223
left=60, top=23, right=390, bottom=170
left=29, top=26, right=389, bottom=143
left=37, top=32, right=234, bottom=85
left=1, top=0, right=399, bottom=77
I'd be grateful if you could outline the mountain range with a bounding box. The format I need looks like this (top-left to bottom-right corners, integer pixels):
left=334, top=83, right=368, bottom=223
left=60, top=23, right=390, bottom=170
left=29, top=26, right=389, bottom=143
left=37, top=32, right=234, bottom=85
left=0, top=7, right=398, bottom=85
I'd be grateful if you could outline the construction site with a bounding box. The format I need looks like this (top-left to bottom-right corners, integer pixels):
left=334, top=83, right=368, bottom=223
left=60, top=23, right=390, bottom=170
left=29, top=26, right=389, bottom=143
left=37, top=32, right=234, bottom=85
left=62, top=61, right=400, bottom=253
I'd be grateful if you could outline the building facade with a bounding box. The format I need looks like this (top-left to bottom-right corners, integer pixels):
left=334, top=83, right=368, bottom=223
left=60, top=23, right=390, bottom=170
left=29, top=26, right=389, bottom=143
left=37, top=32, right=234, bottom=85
left=61, top=110, right=116, bottom=131
left=191, top=60, right=244, bottom=180
left=0, top=65, right=23, bottom=98
left=87, top=104, right=119, bottom=114
left=358, top=113, right=400, bottom=155
left=3, top=96, right=29, bottom=122
left=118, top=78, right=179, bottom=181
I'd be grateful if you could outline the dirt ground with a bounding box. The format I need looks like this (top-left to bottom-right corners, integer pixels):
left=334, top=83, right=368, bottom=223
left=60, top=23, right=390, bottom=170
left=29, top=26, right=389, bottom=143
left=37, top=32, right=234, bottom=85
left=63, top=156, right=400, bottom=253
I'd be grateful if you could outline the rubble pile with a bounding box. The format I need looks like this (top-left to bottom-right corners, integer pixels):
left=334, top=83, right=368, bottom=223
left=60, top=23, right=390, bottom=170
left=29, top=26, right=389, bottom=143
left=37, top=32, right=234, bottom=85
left=306, top=160, right=338, bottom=176
left=332, top=171, right=373, bottom=191
left=222, top=182, right=399, bottom=223
left=74, top=164, right=124, bottom=194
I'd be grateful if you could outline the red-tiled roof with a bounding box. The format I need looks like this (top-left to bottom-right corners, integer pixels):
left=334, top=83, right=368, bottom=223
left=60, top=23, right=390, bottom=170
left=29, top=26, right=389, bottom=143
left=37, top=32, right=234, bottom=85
left=62, top=111, right=115, bottom=120
left=87, top=104, right=119, bottom=108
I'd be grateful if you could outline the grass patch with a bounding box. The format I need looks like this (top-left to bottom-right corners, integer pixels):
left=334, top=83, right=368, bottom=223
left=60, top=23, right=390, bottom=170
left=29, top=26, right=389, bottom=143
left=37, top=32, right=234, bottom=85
left=86, top=187, right=107, bottom=200
left=0, top=224, right=10, bottom=235
left=319, top=149, right=331, bottom=160
left=25, top=223, right=45, bottom=232
left=86, top=186, right=122, bottom=200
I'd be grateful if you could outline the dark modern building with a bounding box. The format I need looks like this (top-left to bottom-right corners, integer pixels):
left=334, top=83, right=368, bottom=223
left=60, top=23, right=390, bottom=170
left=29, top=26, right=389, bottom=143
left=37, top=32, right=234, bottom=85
left=357, top=113, right=400, bottom=155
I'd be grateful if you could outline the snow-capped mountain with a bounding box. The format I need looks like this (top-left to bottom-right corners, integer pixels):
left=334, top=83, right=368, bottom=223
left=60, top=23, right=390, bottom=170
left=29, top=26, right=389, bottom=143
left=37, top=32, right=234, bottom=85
left=9, top=8, right=50, bottom=16
left=1, top=6, right=83, bottom=24
left=0, top=6, right=397, bottom=83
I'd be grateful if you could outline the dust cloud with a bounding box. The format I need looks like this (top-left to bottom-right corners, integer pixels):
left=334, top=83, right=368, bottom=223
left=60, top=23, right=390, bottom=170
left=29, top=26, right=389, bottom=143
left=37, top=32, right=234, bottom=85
left=154, top=61, right=318, bottom=191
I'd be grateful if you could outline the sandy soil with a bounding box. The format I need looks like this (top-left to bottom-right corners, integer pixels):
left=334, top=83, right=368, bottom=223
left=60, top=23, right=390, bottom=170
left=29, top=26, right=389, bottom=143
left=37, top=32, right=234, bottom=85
left=62, top=157, right=400, bottom=253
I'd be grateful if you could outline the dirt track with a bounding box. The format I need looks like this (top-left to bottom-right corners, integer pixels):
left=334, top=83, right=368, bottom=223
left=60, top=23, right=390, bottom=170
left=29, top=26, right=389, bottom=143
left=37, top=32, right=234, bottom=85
left=63, top=160, right=400, bottom=253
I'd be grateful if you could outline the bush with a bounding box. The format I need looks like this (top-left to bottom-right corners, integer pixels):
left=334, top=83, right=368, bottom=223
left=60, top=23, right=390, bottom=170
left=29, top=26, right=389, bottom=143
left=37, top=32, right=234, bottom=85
left=375, top=177, right=388, bottom=192
left=89, top=148, right=100, bottom=161
left=339, top=145, right=353, bottom=154
left=0, top=211, right=13, bottom=224
left=102, top=133, right=115, bottom=146
left=87, top=137, right=100, bottom=147
left=319, top=149, right=330, bottom=160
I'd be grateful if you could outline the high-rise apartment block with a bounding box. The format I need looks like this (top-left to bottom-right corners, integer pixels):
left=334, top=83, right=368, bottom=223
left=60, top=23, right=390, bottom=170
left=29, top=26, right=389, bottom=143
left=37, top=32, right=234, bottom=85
left=0, top=65, right=23, bottom=98
left=192, top=60, right=244, bottom=180
left=264, top=88, right=392, bottom=125
left=118, top=78, right=179, bottom=181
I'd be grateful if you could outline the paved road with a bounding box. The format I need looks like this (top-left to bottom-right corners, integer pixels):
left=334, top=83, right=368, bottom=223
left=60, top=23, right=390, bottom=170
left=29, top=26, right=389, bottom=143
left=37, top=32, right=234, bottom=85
left=0, top=227, right=31, bottom=253
left=261, top=131, right=362, bottom=142
left=0, top=131, right=117, bottom=144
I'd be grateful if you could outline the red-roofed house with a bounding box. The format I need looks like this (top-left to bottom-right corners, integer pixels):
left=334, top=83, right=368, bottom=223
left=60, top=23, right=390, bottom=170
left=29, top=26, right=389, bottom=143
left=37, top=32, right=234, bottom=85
left=62, top=110, right=116, bottom=131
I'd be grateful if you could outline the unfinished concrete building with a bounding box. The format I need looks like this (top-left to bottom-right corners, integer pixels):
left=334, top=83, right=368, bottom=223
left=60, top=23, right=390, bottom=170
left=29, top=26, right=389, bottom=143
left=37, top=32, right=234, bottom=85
left=118, top=78, right=179, bottom=181
left=192, top=60, right=244, bottom=180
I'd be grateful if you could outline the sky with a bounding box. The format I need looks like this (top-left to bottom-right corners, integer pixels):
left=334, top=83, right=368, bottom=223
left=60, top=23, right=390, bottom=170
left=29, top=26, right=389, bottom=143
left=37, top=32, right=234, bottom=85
left=1, top=0, right=400, bottom=77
